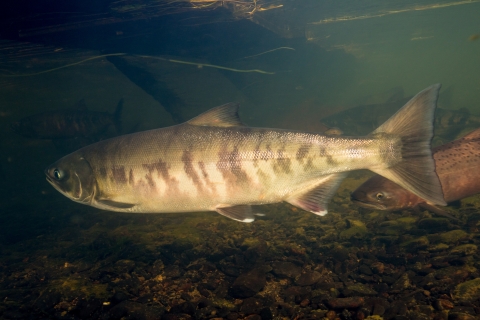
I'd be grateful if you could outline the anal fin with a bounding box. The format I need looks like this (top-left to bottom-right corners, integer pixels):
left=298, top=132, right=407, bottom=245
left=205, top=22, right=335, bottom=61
left=286, top=173, right=348, bottom=216
left=216, top=205, right=255, bottom=223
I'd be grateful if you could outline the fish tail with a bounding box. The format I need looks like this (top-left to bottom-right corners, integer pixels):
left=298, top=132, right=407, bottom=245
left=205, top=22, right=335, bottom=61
left=113, top=98, right=124, bottom=133
left=371, top=84, right=447, bottom=206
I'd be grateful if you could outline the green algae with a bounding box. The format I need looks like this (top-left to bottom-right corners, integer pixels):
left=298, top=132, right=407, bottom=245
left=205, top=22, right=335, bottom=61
left=54, top=277, right=110, bottom=300
left=339, top=219, right=368, bottom=240
left=400, top=236, right=429, bottom=251
left=427, top=243, right=449, bottom=252
left=210, top=297, right=236, bottom=310
left=461, top=195, right=480, bottom=207
left=377, top=217, right=416, bottom=236
left=396, top=217, right=418, bottom=224
left=438, top=230, right=469, bottom=244
left=346, top=283, right=377, bottom=295
left=454, top=278, right=480, bottom=301
left=450, top=244, right=478, bottom=256
left=240, top=237, right=262, bottom=249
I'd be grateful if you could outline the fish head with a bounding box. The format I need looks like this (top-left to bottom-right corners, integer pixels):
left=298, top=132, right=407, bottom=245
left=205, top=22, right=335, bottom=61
left=45, top=153, right=96, bottom=204
left=350, top=175, right=417, bottom=211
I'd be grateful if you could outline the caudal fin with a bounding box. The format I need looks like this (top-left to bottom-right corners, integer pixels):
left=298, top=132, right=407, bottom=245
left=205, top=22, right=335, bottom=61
left=371, top=84, right=447, bottom=206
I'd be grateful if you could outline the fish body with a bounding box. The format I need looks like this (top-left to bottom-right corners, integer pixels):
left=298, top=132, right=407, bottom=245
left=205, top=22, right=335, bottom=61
left=351, top=128, right=480, bottom=212
left=45, top=85, right=446, bottom=222
left=12, top=99, right=123, bottom=139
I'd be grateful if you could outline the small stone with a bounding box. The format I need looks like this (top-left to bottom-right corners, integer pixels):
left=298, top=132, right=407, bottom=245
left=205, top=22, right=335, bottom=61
left=300, top=299, right=310, bottom=307
left=391, top=273, right=411, bottom=291
left=358, top=265, right=373, bottom=276
left=325, top=310, right=337, bottom=320
left=371, top=261, right=384, bottom=274
left=434, top=299, right=454, bottom=310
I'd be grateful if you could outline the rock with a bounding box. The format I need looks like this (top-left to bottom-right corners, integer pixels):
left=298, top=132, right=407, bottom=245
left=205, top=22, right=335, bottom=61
left=400, top=236, right=429, bottom=252
left=358, top=265, right=373, bottom=276
left=330, top=246, right=350, bottom=262
left=240, top=297, right=263, bottom=314
left=229, top=268, right=266, bottom=298
left=299, top=299, right=310, bottom=307
left=295, top=270, right=322, bottom=286
left=391, top=273, right=411, bottom=291
left=344, top=283, right=377, bottom=296
left=417, top=218, right=451, bottom=232
left=438, top=230, right=469, bottom=244
left=169, top=302, right=196, bottom=316
left=108, top=301, right=165, bottom=320
left=339, top=219, right=368, bottom=240
left=450, top=244, right=477, bottom=256
left=448, top=312, right=477, bottom=320
left=384, top=300, right=407, bottom=318
left=259, top=307, right=273, bottom=320
left=433, top=299, right=454, bottom=311
left=370, top=262, right=384, bottom=274
left=113, top=260, right=136, bottom=274
left=327, top=297, right=364, bottom=309
left=271, top=262, right=301, bottom=279
left=164, top=265, right=183, bottom=279
left=454, top=278, right=480, bottom=301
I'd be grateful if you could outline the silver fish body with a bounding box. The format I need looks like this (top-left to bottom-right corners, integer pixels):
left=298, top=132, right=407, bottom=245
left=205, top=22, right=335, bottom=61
left=45, top=85, right=446, bottom=222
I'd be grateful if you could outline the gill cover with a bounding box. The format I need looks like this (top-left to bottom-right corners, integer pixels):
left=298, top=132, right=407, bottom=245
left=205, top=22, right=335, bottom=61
left=45, top=155, right=96, bottom=203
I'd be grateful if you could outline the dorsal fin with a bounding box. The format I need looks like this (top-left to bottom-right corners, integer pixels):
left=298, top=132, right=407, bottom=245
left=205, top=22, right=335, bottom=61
left=187, top=102, right=246, bottom=127
left=464, top=128, right=480, bottom=140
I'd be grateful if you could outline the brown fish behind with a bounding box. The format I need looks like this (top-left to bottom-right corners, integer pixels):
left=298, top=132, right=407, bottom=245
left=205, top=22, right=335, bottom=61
left=351, top=128, right=480, bottom=214
left=12, top=99, right=123, bottom=140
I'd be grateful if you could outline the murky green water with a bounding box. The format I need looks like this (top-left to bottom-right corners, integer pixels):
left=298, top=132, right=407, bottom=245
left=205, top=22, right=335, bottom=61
left=1, top=1, right=480, bottom=319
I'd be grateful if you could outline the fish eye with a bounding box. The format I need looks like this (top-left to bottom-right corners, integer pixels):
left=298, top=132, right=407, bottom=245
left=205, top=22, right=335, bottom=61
left=375, top=192, right=384, bottom=201
left=53, top=168, right=64, bottom=180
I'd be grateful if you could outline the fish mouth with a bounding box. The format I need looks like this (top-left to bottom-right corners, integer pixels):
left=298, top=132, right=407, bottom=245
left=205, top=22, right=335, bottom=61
left=350, top=197, right=387, bottom=211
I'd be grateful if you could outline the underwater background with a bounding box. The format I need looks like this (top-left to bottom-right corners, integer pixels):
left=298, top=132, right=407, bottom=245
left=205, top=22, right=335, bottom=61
left=1, top=0, right=480, bottom=319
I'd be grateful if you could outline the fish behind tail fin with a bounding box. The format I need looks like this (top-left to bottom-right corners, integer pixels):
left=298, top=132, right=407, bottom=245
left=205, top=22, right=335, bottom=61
left=371, top=84, right=447, bottom=206
left=113, top=98, right=124, bottom=134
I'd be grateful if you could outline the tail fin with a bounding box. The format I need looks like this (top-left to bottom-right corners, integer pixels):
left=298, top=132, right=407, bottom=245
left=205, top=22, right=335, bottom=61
left=113, top=98, right=124, bottom=133
left=371, top=84, right=446, bottom=206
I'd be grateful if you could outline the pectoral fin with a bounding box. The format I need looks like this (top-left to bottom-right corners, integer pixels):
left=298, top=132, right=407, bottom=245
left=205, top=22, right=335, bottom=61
left=216, top=205, right=255, bottom=222
left=97, top=199, right=136, bottom=209
left=286, top=173, right=348, bottom=215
